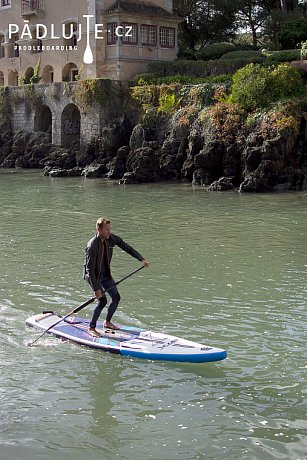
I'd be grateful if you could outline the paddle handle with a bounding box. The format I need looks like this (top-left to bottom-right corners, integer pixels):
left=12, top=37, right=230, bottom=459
left=114, top=265, right=144, bottom=286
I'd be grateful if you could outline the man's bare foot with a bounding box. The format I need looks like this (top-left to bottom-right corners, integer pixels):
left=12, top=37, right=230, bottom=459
left=103, top=321, right=120, bottom=330
left=88, top=327, right=101, bottom=337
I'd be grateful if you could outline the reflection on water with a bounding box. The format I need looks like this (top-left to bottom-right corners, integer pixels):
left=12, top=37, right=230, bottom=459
left=0, top=170, right=306, bottom=460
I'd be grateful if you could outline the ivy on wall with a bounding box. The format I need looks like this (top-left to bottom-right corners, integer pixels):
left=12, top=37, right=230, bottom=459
left=71, top=78, right=113, bottom=114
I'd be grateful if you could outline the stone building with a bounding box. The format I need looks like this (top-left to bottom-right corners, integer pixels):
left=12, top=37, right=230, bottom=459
left=0, top=0, right=181, bottom=85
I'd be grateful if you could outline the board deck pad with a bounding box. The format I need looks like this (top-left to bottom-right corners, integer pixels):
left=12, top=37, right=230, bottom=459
left=26, top=313, right=227, bottom=363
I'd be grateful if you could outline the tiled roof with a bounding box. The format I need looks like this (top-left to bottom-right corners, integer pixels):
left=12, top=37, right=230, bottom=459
left=104, top=0, right=181, bottom=20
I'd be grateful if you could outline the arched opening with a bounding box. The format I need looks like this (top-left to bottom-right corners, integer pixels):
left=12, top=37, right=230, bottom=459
left=0, top=71, right=4, bottom=86
left=42, top=65, right=54, bottom=83
left=8, top=70, right=18, bottom=86
left=34, top=105, right=52, bottom=142
left=24, top=67, right=34, bottom=84
left=61, top=103, right=80, bottom=148
left=62, top=62, right=78, bottom=82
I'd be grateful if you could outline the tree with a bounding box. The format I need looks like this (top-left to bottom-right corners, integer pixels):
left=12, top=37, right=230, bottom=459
left=264, top=0, right=307, bottom=48
left=280, top=0, right=299, bottom=13
left=175, top=0, right=238, bottom=56
left=173, top=0, right=199, bottom=17
left=236, top=0, right=281, bottom=47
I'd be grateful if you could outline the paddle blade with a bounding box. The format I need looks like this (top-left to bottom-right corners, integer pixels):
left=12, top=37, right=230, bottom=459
left=83, top=45, right=93, bottom=64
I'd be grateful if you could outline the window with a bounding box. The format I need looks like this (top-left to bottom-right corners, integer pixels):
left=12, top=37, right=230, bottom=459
left=141, top=25, right=157, bottom=46
left=159, top=27, right=175, bottom=48
left=64, top=22, right=78, bottom=47
left=70, top=68, right=78, bottom=81
left=1, top=0, right=11, bottom=6
left=0, top=36, right=5, bottom=58
left=11, top=34, right=19, bottom=57
left=121, top=23, right=138, bottom=45
left=72, top=25, right=78, bottom=47
left=35, top=27, right=43, bottom=53
left=107, top=23, right=117, bottom=45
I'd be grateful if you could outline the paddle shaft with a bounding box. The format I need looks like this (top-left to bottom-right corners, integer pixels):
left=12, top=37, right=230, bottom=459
left=28, top=265, right=145, bottom=346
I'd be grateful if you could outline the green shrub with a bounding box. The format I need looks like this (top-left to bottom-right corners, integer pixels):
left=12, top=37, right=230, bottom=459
left=177, top=48, right=197, bottom=61
left=266, top=49, right=301, bottom=62
left=135, top=74, right=201, bottom=85
left=230, top=63, right=304, bottom=111
left=158, top=93, right=180, bottom=115
left=131, top=84, right=160, bottom=109
left=148, top=58, right=265, bottom=78
left=200, top=101, right=245, bottom=141
left=197, top=42, right=235, bottom=61
left=271, top=64, right=304, bottom=100
left=131, top=83, right=181, bottom=114
left=134, top=73, right=232, bottom=85
left=179, top=83, right=229, bottom=109
left=233, top=44, right=260, bottom=51
left=220, top=50, right=263, bottom=60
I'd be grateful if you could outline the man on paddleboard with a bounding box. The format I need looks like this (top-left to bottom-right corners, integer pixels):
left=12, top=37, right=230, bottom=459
left=83, top=217, right=149, bottom=337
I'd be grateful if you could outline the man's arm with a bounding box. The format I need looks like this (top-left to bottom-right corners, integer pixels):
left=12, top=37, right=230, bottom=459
left=112, top=234, right=145, bottom=262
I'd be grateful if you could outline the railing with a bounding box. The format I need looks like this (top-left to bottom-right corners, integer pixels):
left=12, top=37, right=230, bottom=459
left=21, top=0, right=44, bottom=16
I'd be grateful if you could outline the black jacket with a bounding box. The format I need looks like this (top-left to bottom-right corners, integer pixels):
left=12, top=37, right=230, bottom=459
left=83, top=233, right=144, bottom=291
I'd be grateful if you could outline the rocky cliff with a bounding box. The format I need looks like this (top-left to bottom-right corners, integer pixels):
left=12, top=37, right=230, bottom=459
left=1, top=90, right=306, bottom=192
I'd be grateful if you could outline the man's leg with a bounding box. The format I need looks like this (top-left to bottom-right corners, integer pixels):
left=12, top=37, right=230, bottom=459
left=101, top=278, right=121, bottom=325
left=89, top=294, right=107, bottom=330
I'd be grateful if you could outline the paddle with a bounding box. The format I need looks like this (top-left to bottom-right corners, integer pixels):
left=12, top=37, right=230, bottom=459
left=27, top=265, right=145, bottom=347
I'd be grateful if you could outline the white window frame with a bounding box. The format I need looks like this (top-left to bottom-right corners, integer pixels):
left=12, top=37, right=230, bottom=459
left=159, top=27, right=175, bottom=48
left=140, top=25, right=157, bottom=46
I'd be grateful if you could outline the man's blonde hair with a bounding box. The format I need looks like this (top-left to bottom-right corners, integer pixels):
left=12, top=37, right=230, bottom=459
left=96, top=217, right=111, bottom=229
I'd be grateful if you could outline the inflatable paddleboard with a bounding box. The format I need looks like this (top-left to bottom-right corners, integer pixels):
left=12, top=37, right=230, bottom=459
left=26, top=312, right=227, bottom=363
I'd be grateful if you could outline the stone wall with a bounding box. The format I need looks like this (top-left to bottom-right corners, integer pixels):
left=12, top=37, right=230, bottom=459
left=5, top=81, right=124, bottom=147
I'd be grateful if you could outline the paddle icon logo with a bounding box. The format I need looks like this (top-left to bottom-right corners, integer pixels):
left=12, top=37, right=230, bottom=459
left=83, top=15, right=93, bottom=64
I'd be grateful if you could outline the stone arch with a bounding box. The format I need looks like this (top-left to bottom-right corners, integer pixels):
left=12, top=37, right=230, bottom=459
left=34, top=105, right=52, bottom=142
left=42, top=65, right=54, bottom=83
left=61, top=103, right=80, bottom=148
left=62, top=62, right=78, bottom=82
left=0, top=71, right=4, bottom=86
left=8, top=70, right=18, bottom=86
left=24, top=67, right=34, bottom=83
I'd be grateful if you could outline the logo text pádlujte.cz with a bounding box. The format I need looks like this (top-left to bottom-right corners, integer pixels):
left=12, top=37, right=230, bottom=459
left=9, top=15, right=133, bottom=43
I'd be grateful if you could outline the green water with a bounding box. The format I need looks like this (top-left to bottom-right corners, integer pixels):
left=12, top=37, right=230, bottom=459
left=0, top=169, right=306, bottom=460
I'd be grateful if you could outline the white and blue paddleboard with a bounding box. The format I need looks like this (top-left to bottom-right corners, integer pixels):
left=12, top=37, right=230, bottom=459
left=26, top=312, right=227, bottom=363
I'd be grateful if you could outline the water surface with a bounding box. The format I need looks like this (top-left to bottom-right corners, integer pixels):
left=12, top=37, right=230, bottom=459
left=0, top=170, right=306, bottom=460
